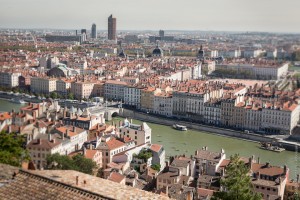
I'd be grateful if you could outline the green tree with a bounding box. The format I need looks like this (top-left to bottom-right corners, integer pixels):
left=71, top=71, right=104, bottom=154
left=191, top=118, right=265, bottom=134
left=67, top=92, right=74, bottom=100
left=50, top=92, right=58, bottom=99
left=72, top=154, right=97, bottom=174
left=46, top=153, right=97, bottom=175
left=0, top=132, right=30, bottom=167
left=151, top=164, right=161, bottom=171
left=212, top=154, right=262, bottom=200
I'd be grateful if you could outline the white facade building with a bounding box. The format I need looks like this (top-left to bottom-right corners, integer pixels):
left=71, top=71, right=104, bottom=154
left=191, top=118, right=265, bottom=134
left=119, top=119, right=151, bottom=146
left=0, top=72, right=21, bottom=88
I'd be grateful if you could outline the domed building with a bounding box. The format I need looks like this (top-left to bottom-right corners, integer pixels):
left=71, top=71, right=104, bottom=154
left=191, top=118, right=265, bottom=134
left=118, top=48, right=127, bottom=58
left=152, top=43, right=163, bottom=57
left=47, top=63, right=78, bottom=77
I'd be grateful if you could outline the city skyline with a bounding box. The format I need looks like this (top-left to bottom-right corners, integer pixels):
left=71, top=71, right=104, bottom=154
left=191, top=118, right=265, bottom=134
left=0, top=0, right=300, bottom=33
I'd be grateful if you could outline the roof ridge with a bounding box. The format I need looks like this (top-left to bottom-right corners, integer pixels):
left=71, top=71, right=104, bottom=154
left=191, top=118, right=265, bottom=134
left=18, top=170, right=115, bottom=200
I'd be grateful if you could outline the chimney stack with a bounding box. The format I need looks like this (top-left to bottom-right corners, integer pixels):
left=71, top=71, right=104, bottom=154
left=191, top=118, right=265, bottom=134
left=76, top=176, right=79, bottom=185
left=297, top=174, right=299, bottom=183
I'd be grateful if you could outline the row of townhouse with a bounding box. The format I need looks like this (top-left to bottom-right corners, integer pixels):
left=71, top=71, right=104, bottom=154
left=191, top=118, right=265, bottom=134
left=103, top=79, right=299, bottom=134
left=30, top=77, right=105, bottom=99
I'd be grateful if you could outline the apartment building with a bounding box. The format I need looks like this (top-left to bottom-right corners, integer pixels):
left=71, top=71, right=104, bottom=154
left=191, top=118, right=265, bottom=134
left=70, top=81, right=95, bottom=99
left=97, top=136, right=127, bottom=168
left=124, top=85, right=142, bottom=109
left=203, top=100, right=221, bottom=125
left=104, top=80, right=127, bottom=101
left=261, top=103, right=300, bottom=135
left=30, top=77, right=57, bottom=94
left=194, top=147, right=226, bottom=176
left=140, top=87, right=161, bottom=112
left=118, top=119, right=151, bottom=145
left=153, top=92, right=173, bottom=116
left=56, top=79, right=72, bottom=96
left=0, top=72, right=21, bottom=88
left=216, top=62, right=288, bottom=80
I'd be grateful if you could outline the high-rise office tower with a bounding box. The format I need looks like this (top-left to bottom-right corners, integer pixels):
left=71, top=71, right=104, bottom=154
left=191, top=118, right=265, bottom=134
left=159, top=30, right=164, bottom=38
left=108, top=14, right=116, bottom=40
left=91, top=23, right=97, bottom=39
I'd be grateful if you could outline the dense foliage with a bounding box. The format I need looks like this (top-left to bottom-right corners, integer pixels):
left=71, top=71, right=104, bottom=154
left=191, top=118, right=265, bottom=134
left=151, top=164, right=161, bottom=171
left=212, top=154, right=262, bottom=200
left=0, top=132, right=30, bottom=167
left=133, top=150, right=153, bottom=161
left=46, top=153, right=97, bottom=175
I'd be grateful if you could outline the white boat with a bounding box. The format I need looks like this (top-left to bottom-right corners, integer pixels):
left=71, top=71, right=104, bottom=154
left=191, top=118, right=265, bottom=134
left=10, top=98, right=26, bottom=104
left=173, top=124, right=188, bottom=131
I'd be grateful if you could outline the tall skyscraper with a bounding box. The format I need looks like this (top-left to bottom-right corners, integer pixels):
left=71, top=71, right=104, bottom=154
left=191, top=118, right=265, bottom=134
left=91, top=23, right=97, bottom=39
left=108, top=14, right=116, bottom=40
left=159, top=30, right=164, bottom=38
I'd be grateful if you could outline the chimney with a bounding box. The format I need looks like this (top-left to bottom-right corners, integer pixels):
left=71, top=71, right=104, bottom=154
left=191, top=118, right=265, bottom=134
left=66, top=129, right=69, bottom=137
left=76, top=176, right=79, bottom=185
left=195, top=150, right=199, bottom=156
left=257, top=157, right=260, bottom=164
left=266, top=162, right=270, bottom=168
left=51, top=139, right=55, bottom=143
left=297, top=174, right=299, bottom=183
left=37, top=138, right=41, bottom=144
left=48, top=133, right=52, bottom=141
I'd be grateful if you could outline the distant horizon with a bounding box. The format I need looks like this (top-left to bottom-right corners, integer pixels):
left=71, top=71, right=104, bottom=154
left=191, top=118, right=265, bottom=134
left=1, top=0, right=300, bottom=33
left=1, top=27, right=300, bottom=35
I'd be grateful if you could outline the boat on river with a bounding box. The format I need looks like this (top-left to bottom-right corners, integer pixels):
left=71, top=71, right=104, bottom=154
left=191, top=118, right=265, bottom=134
left=173, top=124, right=188, bottom=131
left=10, top=98, right=26, bottom=104
left=260, top=142, right=285, bottom=152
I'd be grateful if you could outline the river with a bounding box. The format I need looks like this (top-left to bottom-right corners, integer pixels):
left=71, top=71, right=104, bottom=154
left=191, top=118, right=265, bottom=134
left=0, top=99, right=299, bottom=179
left=113, top=116, right=299, bottom=179
left=0, top=99, right=25, bottom=113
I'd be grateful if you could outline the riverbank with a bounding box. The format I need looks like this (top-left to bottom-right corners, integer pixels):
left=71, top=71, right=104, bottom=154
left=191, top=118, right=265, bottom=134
left=120, top=108, right=300, bottom=152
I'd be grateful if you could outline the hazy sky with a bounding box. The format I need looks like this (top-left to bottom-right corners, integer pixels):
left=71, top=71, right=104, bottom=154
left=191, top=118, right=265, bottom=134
left=0, top=0, right=299, bottom=33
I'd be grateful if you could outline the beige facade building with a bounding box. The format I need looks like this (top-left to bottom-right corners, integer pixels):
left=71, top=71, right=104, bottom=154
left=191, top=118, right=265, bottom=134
left=140, top=87, right=161, bottom=112
left=70, top=81, right=95, bottom=99
left=30, top=77, right=57, bottom=94
left=56, top=79, right=72, bottom=95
